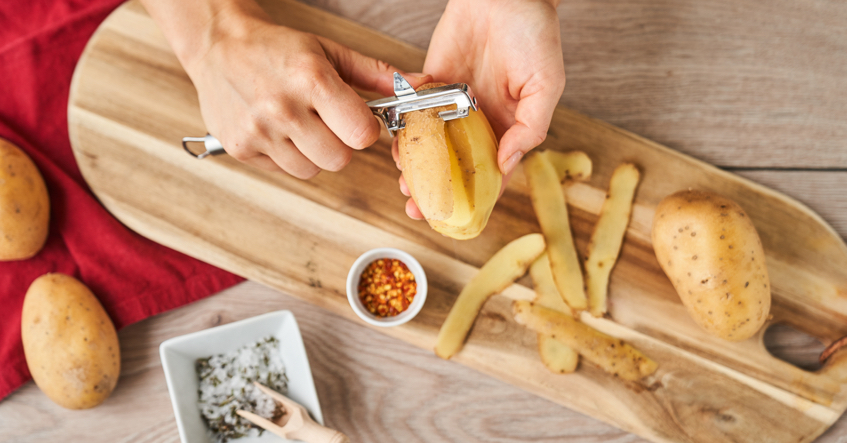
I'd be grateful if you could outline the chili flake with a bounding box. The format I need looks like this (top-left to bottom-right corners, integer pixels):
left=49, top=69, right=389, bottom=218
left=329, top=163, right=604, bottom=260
left=358, top=258, right=417, bottom=317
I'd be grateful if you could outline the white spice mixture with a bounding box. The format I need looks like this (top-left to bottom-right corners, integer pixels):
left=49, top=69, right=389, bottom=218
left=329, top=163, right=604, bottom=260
left=196, top=336, right=288, bottom=442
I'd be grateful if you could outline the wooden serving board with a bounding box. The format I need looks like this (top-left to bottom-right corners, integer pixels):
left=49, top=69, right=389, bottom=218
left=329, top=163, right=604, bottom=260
left=68, top=1, right=847, bottom=442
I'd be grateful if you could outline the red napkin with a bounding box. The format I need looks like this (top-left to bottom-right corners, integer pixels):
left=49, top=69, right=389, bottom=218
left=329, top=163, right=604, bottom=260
left=0, top=0, right=244, bottom=400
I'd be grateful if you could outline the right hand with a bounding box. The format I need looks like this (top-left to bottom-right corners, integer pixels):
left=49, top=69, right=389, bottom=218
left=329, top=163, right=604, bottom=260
left=183, top=8, right=415, bottom=178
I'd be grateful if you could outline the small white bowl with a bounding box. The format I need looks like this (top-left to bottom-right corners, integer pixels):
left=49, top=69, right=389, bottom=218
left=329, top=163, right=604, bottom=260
left=346, top=248, right=427, bottom=327
left=160, top=310, right=322, bottom=443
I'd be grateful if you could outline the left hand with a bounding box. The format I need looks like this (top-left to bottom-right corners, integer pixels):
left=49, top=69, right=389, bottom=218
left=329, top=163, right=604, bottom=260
left=394, top=0, right=565, bottom=219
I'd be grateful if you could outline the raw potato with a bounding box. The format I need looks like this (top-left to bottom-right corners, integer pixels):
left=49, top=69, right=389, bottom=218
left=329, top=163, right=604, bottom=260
left=512, top=300, right=658, bottom=382
left=21, top=273, right=120, bottom=409
left=435, top=233, right=546, bottom=359
left=399, top=83, right=502, bottom=239
left=652, top=190, right=771, bottom=341
left=0, top=138, right=49, bottom=260
left=398, top=87, right=453, bottom=221
left=585, top=164, right=640, bottom=317
left=524, top=151, right=587, bottom=311
left=530, top=254, right=579, bottom=373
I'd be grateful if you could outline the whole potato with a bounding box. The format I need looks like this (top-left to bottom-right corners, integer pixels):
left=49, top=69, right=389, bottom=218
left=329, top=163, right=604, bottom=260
left=0, top=137, right=50, bottom=260
left=652, top=190, right=771, bottom=341
left=21, top=273, right=120, bottom=409
left=398, top=83, right=502, bottom=240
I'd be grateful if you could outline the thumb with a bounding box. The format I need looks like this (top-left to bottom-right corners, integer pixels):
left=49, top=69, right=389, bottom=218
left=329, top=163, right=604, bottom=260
left=397, top=72, right=435, bottom=91
left=497, top=85, right=562, bottom=175
left=318, top=36, right=432, bottom=96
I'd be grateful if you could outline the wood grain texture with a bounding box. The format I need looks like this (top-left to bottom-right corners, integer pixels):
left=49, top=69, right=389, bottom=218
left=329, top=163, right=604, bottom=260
left=304, top=0, right=847, bottom=241
left=6, top=282, right=847, bottom=442
left=732, top=170, right=847, bottom=241
left=300, top=0, right=847, bottom=169
left=55, top=1, right=847, bottom=442
left=0, top=282, right=651, bottom=443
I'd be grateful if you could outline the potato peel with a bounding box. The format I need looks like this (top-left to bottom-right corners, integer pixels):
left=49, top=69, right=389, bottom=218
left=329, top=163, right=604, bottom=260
left=546, top=150, right=592, bottom=182
left=398, top=83, right=453, bottom=221
left=513, top=300, right=657, bottom=382
left=435, top=233, right=546, bottom=359
left=586, top=163, right=641, bottom=317
left=530, top=254, right=579, bottom=373
left=524, top=152, right=587, bottom=312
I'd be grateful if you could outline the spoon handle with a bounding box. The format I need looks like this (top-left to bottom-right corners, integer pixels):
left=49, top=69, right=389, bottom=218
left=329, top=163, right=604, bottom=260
left=289, top=420, right=350, bottom=443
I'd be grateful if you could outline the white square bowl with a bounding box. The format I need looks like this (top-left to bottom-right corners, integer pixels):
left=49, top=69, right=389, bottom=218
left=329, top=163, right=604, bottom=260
left=160, top=310, right=323, bottom=443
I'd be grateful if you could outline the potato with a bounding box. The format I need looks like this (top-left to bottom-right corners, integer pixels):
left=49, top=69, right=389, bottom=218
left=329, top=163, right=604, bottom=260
left=398, top=87, right=454, bottom=222
left=652, top=190, right=771, bottom=341
left=399, top=83, right=502, bottom=240
left=0, top=137, right=49, bottom=260
left=21, top=273, right=120, bottom=409
left=435, top=233, right=546, bottom=359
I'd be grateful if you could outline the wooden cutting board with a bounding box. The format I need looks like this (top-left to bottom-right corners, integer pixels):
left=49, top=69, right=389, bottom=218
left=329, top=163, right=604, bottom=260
left=68, top=1, right=847, bottom=442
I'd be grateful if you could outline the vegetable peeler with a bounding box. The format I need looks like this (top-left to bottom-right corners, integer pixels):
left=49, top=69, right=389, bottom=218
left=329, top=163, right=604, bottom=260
left=181, top=72, right=478, bottom=159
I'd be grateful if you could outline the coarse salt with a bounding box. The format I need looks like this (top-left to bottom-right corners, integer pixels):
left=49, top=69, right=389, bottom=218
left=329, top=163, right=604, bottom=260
left=196, top=336, right=288, bottom=442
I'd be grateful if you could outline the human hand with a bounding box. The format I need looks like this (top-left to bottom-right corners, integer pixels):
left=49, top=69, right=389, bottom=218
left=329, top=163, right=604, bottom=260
left=182, top=6, right=411, bottom=178
left=394, top=0, right=565, bottom=219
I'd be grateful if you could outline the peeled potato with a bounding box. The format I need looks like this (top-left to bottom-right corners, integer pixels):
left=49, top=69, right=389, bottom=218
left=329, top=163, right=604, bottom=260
left=398, top=83, right=502, bottom=240
left=0, top=138, right=49, bottom=260
left=21, top=273, right=120, bottom=409
left=652, top=190, right=771, bottom=341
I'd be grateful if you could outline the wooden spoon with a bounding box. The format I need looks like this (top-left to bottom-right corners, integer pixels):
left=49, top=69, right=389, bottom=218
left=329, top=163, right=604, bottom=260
left=237, top=382, right=349, bottom=443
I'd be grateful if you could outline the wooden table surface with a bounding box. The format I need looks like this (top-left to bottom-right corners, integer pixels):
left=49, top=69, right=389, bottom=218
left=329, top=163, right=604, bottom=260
left=2, top=0, right=846, bottom=441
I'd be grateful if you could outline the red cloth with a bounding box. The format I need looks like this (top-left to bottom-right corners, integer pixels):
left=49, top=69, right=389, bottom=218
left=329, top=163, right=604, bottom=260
left=0, top=0, right=244, bottom=400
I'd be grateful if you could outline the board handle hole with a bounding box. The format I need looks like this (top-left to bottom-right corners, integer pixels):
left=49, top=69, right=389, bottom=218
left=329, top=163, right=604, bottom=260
left=763, top=323, right=825, bottom=371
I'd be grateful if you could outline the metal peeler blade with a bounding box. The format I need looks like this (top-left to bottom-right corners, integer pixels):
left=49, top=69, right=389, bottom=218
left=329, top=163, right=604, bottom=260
left=367, top=72, right=478, bottom=136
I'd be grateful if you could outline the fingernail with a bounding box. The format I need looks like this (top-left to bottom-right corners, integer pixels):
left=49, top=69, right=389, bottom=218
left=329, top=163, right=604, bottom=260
left=405, top=72, right=430, bottom=81
left=502, top=151, right=523, bottom=175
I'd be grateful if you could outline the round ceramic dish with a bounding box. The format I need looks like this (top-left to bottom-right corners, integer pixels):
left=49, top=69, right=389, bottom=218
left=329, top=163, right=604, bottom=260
left=346, top=248, right=427, bottom=327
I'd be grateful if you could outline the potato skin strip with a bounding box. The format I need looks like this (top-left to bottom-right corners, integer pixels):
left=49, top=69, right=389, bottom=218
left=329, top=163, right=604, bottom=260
left=546, top=150, right=592, bottom=182
left=530, top=254, right=579, bottom=373
left=586, top=164, right=641, bottom=317
left=513, top=301, right=658, bottom=382
left=435, top=233, right=546, bottom=359
left=524, top=152, right=587, bottom=312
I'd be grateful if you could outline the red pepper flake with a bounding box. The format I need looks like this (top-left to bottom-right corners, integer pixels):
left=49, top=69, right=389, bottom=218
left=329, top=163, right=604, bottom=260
left=358, top=258, right=417, bottom=317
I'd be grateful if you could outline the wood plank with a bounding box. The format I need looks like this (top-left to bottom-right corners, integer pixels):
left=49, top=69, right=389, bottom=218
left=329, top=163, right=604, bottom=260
left=7, top=281, right=847, bottom=442
left=732, top=170, right=847, bottom=241
left=0, top=282, right=648, bottom=443
left=300, top=0, right=847, bottom=168
left=61, top=1, right=847, bottom=442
